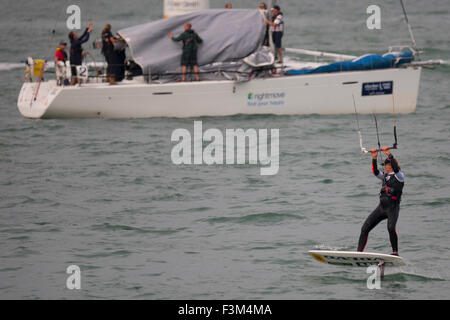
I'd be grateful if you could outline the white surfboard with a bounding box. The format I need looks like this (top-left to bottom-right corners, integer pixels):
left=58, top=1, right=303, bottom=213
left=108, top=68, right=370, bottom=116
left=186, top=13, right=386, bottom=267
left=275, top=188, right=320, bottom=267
left=309, top=250, right=405, bottom=267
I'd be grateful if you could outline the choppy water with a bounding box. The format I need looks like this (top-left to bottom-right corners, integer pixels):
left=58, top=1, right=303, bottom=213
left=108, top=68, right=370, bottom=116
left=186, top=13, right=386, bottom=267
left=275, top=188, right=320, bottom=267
left=1, top=0, right=449, bottom=299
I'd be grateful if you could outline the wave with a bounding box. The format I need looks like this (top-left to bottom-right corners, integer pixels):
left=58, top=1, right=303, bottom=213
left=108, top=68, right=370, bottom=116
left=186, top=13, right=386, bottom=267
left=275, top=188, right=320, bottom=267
left=0, top=63, right=24, bottom=71
left=385, top=268, right=447, bottom=282
left=91, top=223, right=187, bottom=235
left=205, top=212, right=304, bottom=225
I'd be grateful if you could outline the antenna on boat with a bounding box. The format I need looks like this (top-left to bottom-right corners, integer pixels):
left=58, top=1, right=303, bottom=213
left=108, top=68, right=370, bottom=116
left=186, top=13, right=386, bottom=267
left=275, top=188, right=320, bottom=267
left=399, top=0, right=417, bottom=53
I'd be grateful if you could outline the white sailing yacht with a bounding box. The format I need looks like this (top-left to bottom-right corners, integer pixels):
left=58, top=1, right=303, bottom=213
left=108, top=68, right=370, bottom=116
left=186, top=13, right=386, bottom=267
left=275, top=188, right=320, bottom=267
left=17, top=2, right=431, bottom=119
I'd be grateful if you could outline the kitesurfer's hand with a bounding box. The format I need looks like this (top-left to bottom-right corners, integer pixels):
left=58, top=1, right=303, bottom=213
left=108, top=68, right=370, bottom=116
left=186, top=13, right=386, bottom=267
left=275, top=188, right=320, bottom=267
left=381, top=146, right=391, bottom=156
left=370, top=148, right=378, bottom=159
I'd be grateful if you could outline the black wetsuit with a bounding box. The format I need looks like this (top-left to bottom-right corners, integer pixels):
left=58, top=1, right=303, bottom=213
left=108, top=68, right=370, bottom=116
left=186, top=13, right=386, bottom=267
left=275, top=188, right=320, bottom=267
left=357, top=154, right=404, bottom=253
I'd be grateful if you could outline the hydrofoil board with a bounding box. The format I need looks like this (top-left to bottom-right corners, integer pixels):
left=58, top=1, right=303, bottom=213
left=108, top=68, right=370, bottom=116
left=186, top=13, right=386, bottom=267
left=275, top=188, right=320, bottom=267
left=309, top=250, right=405, bottom=267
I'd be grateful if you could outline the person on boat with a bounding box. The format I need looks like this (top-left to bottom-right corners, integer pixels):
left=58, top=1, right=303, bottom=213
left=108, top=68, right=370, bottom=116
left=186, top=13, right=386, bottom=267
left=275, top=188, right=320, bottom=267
left=169, top=22, right=203, bottom=82
left=259, top=2, right=270, bottom=47
left=110, top=34, right=127, bottom=83
left=54, top=41, right=68, bottom=64
left=68, top=21, right=93, bottom=85
left=357, top=147, right=404, bottom=256
left=54, top=41, right=69, bottom=86
left=265, top=5, right=284, bottom=64
left=101, top=24, right=116, bottom=84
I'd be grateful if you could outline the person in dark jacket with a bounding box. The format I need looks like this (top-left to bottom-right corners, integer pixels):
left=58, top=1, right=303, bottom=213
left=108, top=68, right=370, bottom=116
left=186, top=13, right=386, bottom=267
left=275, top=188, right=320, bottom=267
left=357, top=147, right=405, bottom=256
left=68, top=21, right=93, bottom=85
left=101, top=24, right=115, bottom=84
left=169, top=22, right=203, bottom=82
left=110, top=34, right=126, bottom=83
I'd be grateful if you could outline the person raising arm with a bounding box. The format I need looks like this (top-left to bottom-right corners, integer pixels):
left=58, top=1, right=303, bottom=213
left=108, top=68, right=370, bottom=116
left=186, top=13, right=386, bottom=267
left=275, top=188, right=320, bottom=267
left=357, top=147, right=404, bottom=256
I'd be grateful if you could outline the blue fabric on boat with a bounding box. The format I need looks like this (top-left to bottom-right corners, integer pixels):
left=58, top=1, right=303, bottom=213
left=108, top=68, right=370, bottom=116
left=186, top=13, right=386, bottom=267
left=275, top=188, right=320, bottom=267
left=285, top=51, right=414, bottom=75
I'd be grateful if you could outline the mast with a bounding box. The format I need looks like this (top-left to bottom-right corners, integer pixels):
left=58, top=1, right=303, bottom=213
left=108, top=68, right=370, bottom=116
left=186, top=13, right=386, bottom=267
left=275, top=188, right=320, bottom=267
left=267, top=0, right=275, bottom=55
left=399, top=0, right=419, bottom=60
left=399, top=0, right=416, bottom=48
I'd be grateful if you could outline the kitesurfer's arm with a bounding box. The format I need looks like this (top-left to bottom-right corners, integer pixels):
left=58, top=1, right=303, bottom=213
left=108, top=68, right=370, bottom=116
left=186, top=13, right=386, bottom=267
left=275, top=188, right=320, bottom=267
left=381, top=147, right=399, bottom=173
left=381, top=147, right=404, bottom=182
left=370, top=148, right=383, bottom=180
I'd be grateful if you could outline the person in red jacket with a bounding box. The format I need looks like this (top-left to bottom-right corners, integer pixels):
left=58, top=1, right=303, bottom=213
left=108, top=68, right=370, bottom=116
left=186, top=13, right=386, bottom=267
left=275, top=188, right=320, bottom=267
left=54, top=41, right=68, bottom=64
left=54, top=41, right=68, bottom=86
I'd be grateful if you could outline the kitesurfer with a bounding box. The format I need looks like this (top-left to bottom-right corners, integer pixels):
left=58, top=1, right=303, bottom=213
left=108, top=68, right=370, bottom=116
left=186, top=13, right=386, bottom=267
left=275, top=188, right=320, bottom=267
left=357, top=147, right=404, bottom=256
left=169, top=22, right=203, bottom=82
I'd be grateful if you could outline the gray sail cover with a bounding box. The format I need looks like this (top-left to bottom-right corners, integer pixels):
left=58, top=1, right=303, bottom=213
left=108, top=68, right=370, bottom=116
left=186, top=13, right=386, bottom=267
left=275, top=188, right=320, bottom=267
left=118, top=9, right=266, bottom=75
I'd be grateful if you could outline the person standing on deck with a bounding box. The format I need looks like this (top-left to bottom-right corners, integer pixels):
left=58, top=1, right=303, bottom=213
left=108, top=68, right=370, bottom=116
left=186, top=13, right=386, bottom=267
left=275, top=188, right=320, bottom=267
left=110, top=34, right=127, bottom=83
left=68, top=21, right=93, bottom=85
left=265, top=5, right=284, bottom=64
left=101, top=24, right=115, bottom=84
left=54, top=41, right=68, bottom=65
left=54, top=41, right=68, bottom=86
left=169, top=22, right=203, bottom=82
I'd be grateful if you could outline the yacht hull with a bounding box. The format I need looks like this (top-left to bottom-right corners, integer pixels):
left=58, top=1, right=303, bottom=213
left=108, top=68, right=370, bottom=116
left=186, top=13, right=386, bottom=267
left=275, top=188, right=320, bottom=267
left=17, top=67, right=422, bottom=119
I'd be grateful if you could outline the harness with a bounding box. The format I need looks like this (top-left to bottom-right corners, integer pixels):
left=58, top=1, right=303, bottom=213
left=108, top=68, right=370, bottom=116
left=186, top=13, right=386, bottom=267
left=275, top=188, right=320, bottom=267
left=379, top=173, right=403, bottom=206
